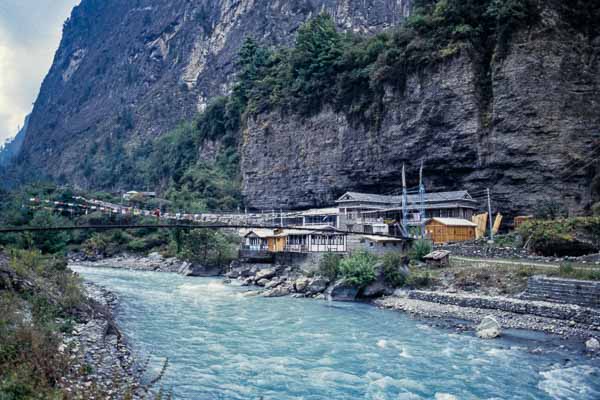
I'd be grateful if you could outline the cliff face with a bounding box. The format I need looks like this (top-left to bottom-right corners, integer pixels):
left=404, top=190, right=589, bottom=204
left=241, top=7, right=600, bottom=215
left=18, top=0, right=410, bottom=187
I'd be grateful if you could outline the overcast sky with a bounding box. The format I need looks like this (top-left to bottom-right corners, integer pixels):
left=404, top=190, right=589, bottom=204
left=0, top=0, right=80, bottom=143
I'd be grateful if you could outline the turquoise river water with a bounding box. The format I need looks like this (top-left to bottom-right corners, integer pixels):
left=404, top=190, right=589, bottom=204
left=72, top=265, right=600, bottom=400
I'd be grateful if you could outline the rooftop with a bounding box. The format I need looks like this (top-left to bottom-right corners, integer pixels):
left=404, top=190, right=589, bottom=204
left=336, top=191, right=476, bottom=206
left=427, top=217, right=478, bottom=227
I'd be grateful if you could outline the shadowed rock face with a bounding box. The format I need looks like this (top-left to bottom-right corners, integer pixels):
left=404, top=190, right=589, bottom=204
left=17, top=0, right=411, bottom=187
left=241, top=8, right=600, bottom=216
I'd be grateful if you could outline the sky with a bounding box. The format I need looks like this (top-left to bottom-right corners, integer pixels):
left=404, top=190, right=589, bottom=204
left=0, top=0, right=80, bottom=143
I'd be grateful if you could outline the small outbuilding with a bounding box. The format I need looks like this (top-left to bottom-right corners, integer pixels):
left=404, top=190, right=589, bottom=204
left=425, top=218, right=477, bottom=244
left=353, top=235, right=409, bottom=255
left=423, top=250, right=450, bottom=268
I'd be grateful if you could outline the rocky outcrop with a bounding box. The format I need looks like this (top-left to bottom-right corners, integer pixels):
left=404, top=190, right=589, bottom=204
left=325, top=279, right=359, bottom=301
left=241, top=5, right=600, bottom=216
left=16, top=0, right=410, bottom=187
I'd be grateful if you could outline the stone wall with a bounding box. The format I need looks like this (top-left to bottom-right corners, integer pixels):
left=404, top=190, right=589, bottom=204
left=408, top=290, right=600, bottom=326
left=521, top=276, right=600, bottom=309
left=274, top=252, right=329, bottom=274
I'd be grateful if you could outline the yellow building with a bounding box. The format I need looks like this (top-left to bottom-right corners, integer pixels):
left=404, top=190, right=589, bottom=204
left=425, top=218, right=477, bottom=244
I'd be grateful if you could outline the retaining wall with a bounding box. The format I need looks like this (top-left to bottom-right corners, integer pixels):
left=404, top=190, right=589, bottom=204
left=521, top=275, right=600, bottom=309
left=408, top=290, right=600, bottom=326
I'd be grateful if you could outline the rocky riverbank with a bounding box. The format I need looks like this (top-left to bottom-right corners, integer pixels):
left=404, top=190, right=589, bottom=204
left=58, top=282, right=145, bottom=398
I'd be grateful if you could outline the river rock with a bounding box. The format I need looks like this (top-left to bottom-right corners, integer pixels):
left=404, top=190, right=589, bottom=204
left=255, top=268, right=276, bottom=281
left=257, top=278, right=269, bottom=286
left=180, top=264, right=223, bottom=277
left=264, top=278, right=282, bottom=290
left=294, top=277, right=310, bottom=293
left=263, top=284, right=291, bottom=297
left=476, top=316, right=502, bottom=339
left=361, top=273, right=394, bottom=298
left=325, top=280, right=359, bottom=302
left=306, top=277, right=329, bottom=294
left=585, top=337, right=600, bottom=352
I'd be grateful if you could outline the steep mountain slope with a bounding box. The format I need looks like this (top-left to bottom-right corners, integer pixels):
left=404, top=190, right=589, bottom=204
left=0, top=115, right=28, bottom=167
left=16, top=0, right=410, bottom=188
left=241, top=1, right=600, bottom=215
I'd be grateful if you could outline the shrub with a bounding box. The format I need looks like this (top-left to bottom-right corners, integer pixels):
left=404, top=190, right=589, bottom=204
left=409, top=239, right=432, bottom=261
left=381, top=252, right=407, bottom=287
left=405, top=271, right=432, bottom=288
left=318, top=253, right=342, bottom=281
left=338, top=251, right=377, bottom=287
left=178, top=229, right=237, bottom=266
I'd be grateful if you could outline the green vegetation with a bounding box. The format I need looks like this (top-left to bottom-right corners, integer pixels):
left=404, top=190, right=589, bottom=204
left=381, top=252, right=407, bottom=287
left=405, top=271, right=432, bottom=288
left=557, top=263, right=600, bottom=281
left=0, top=250, right=105, bottom=398
left=338, top=250, right=378, bottom=287
left=318, top=253, right=343, bottom=281
left=409, top=239, right=433, bottom=261
left=517, top=217, right=600, bottom=257
left=177, top=229, right=238, bottom=266
left=235, top=2, right=541, bottom=127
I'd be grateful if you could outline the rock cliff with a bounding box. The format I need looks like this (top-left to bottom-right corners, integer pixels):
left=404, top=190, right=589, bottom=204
left=16, top=0, right=410, bottom=187
left=241, top=5, right=600, bottom=215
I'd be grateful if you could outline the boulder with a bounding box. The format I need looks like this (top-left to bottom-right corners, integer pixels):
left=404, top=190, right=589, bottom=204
left=264, top=278, right=282, bottom=290
left=294, top=277, right=310, bottom=293
left=180, top=264, right=223, bottom=277
left=585, top=337, right=600, bottom=352
left=255, top=268, right=276, bottom=281
left=361, top=278, right=393, bottom=298
left=306, top=277, right=329, bottom=294
left=325, top=279, right=359, bottom=302
left=476, top=316, right=502, bottom=339
left=256, top=278, right=269, bottom=286
left=263, top=284, right=292, bottom=297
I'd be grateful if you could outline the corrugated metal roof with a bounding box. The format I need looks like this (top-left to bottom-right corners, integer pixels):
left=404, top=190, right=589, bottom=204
left=299, top=207, right=339, bottom=216
left=360, top=235, right=406, bottom=243
left=427, top=218, right=478, bottom=227
left=336, top=191, right=475, bottom=205
left=244, top=229, right=276, bottom=238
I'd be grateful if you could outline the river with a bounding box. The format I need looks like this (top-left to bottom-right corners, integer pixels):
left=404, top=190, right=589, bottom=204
left=71, top=265, right=600, bottom=400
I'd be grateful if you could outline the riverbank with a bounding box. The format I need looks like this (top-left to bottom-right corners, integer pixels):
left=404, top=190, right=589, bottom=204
left=58, top=281, right=145, bottom=397
left=73, top=254, right=600, bottom=351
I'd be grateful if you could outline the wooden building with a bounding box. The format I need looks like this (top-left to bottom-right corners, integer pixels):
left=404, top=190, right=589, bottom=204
left=514, top=215, right=533, bottom=229
left=425, top=218, right=477, bottom=244
left=243, top=229, right=274, bottom=251
left=266, top=227, right=347, bottom=253
left=336, top=191, right=479, bottom=228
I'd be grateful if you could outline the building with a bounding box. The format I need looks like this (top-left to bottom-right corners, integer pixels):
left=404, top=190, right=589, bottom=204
left=425, top=218, right=477, bottom=244
left=336, top=190, right=479, bottom=228
left=264, top=227, right=347, bottom=253
left=265, top=207, right=340, bottom=228
left=242, top=229, right=274, bottom=251
left=349, top=235, right=410, bottom=255
left=122, top=191, right=157, bottom=201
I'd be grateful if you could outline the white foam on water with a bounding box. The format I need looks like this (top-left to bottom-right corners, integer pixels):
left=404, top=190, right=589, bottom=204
left=397, top=393, right=423, bottom=400
left=396, top=378, right=426, bottom=392
left=538, top=364, right=600, bottom=400
left=377, top=339, right=387, bottom=348
left=435, top=393, right=458, bottom=400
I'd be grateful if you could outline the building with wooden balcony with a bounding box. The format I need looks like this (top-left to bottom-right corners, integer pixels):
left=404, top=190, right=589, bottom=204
left=336, top=190, right=479, bottom=228
left=264, top=227, right=347, bottom=253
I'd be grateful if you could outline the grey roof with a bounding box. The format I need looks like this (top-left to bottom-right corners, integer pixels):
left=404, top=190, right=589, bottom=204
left=336, top=190, right=476, bottom=205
